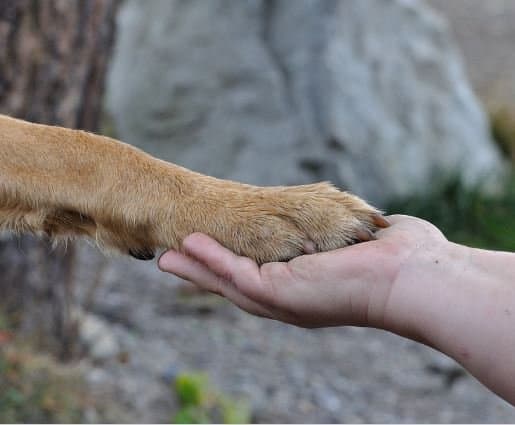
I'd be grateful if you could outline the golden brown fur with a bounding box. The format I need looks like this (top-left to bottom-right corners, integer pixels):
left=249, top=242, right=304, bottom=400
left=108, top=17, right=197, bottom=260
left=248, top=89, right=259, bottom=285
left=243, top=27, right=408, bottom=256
left=0, top=114, right=385, bottom=264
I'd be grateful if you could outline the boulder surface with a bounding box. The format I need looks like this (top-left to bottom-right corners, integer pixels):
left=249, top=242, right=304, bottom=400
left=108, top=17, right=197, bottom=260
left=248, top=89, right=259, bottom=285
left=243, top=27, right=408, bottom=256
left=107, top=0, right=501, bottom=205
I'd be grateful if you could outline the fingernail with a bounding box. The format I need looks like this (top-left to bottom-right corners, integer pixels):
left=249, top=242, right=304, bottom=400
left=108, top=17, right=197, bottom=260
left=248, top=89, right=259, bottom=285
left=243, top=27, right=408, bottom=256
left=158, top=251, right=174, bottom=271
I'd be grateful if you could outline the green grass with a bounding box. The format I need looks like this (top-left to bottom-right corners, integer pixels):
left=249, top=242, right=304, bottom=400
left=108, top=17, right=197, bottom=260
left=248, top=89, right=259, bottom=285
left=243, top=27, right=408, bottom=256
left=172, top=372, right=251, bottom=424
left=387, top=173, right=515, bottom=251
left=0, top=310, right=126, bottom=423
left=0, top=345, right=89, bottom=423
left=0, top=310, right=86, bottom=423
left=388, top=106, right=515, bottom=252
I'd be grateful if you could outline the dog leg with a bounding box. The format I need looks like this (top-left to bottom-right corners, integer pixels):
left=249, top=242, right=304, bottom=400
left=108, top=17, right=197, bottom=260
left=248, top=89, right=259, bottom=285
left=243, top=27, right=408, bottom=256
left=0, top=114, right=386, bottom=264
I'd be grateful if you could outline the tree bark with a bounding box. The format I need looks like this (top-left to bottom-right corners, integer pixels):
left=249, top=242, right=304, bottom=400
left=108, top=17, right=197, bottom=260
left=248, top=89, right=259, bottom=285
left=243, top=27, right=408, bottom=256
left=0, top=0, right=119, bottom=359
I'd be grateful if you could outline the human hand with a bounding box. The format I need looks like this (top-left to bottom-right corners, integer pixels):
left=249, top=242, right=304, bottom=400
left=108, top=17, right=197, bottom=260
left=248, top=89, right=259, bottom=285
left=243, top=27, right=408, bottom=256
left=159, top=216, right=515, bottom=404
left=158, top=215, right=449, bottom=331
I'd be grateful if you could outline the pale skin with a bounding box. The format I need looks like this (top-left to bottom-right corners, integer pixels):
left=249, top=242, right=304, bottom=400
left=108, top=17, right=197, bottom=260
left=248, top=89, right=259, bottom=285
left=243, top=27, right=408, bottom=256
left=158, top=215, right=515, bottom=406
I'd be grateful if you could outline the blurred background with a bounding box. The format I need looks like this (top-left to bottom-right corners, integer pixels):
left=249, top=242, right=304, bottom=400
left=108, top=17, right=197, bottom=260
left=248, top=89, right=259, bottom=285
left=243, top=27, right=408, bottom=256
left=0, top=0, right=514, bottom=422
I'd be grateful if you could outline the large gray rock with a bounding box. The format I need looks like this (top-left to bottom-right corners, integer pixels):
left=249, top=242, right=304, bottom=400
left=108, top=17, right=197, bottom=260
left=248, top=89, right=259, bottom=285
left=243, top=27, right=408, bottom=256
left=106, top=0, right=502, bottom=205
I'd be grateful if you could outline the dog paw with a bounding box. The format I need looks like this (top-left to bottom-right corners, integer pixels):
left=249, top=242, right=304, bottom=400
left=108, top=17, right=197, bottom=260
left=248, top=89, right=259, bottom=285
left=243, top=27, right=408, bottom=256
left=202, top=182, right=388, bottom=264
left=95, top=180, right=386, bottom=264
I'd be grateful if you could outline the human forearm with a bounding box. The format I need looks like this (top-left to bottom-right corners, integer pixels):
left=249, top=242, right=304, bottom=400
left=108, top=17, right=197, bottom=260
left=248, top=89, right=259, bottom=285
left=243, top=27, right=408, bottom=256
left=387, top=242, right=515, bottom=404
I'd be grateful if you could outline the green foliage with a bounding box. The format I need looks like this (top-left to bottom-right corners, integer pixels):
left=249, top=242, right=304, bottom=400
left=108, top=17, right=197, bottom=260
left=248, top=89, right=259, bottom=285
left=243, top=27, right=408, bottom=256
left=0, top=310, right=127, bottom=423
left=0, top=346, right=88, bottom=423
left=388, top=173, right=515, bottom=251
left=491, top=108, right=515, bottom=162
left=173, top=405, right=210, bottom=424
left=172, top=372, right=251, bottom=424
left=220, top=397, right=251, bottom=424
left=0, top=312, right=10, bottom=331
left=391, top=105, right=515, bottom=252
left=175, top=372, right=209, bottom=407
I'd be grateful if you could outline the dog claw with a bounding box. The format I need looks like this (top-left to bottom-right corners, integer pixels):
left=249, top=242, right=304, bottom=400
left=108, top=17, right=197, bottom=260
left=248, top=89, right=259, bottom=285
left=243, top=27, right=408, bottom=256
left=129, top=248, right=155, bottom=261
left=303, top=240, right=317, bottom=254
left=356, top=228, right=376, bottom=242
left=373, top=214, right=390, bottom=228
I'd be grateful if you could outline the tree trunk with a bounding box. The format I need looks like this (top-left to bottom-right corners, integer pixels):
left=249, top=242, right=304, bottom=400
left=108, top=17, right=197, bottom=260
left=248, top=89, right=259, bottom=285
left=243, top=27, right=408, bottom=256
left=0, top=0, right=119, bottom=360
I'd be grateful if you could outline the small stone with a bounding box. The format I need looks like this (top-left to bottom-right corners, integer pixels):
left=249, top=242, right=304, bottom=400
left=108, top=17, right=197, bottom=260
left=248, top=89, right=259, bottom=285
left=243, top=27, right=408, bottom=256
left=78, top=310, right=120, bottom=361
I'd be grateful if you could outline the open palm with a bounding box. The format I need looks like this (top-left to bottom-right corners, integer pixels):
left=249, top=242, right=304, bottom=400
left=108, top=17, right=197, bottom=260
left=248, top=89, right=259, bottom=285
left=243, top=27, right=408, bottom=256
left=158, top=215, right=448, bottom=329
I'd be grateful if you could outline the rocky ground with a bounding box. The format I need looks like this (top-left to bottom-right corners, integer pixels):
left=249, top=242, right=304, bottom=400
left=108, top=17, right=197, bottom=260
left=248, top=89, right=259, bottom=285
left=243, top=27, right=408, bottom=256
left=72, top=243, right=514, bottom=423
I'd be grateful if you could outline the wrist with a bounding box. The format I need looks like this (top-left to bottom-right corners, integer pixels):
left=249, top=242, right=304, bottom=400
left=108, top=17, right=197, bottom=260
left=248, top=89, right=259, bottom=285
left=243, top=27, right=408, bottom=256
left=385, top=238, right=515, bottom=394
left=381, top=239, right=471, bottom=348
